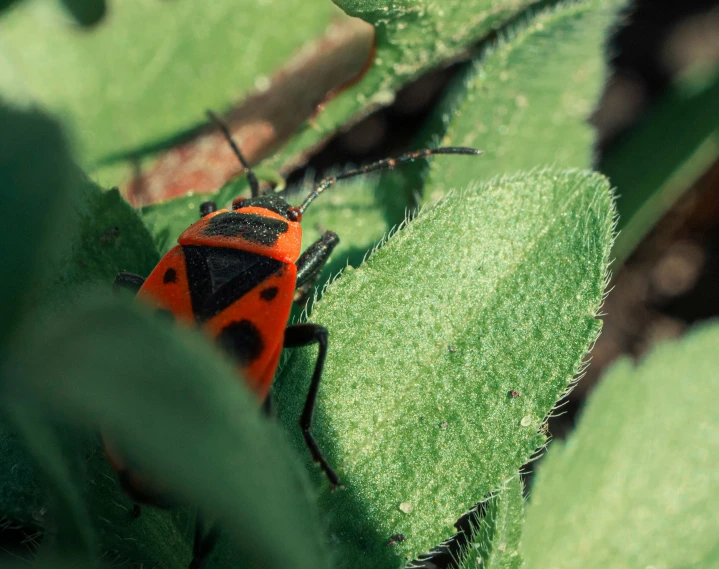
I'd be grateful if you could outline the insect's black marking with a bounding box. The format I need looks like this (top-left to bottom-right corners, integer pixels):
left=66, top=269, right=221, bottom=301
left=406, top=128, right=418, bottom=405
left=233, top=194, right=294, bottom=219
left=260, top=286, right=278, bottom=301
left=202, top=212, right=288, bottom=246
left=163, top=268, right=177, bottom=284
left=216, top=320, right=264, bottom=366
left=182, top=246, right=284, bottom=322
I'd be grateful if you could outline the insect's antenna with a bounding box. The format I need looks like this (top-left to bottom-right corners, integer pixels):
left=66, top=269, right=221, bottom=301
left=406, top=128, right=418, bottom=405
left=206, top=110, right=260, bottom=198
left=298, top=147, right=482, bottom=214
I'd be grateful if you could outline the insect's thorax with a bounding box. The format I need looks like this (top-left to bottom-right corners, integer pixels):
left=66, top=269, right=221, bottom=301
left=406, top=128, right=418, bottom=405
left=178, top=206, right=303, bottom=264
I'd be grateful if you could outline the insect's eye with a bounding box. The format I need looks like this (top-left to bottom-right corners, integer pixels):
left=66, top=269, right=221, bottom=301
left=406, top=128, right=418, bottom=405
left=287, top=207, right=302, bottom=222
left=232, top=197, right=246, bottom=210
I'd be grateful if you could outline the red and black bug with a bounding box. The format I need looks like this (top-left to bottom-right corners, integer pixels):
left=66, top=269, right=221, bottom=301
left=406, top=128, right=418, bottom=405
left=112, top=110, right=480, bottom=567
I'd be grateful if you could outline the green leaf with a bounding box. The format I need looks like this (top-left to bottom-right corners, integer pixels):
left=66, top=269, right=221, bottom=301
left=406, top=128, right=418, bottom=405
left=457, top=476, right=524, bottom=569
left=522, top=323, right=719, bottom=569
left=0, top=103, right=75, bottom=348
left=51, top=181, right=159, bottom=303
left=273, top=169, right=615, bottom=567
left=0, top=1, right=342, bottom=166
left=1, top=297, right=330, bottom=569
left=412, top=0, right=622, bottom=203
left=601, top=69, right=719, bottom=263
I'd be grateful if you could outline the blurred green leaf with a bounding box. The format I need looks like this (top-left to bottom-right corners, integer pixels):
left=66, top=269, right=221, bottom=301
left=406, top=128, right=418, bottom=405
left=523, top=323, right=719, bottom=569
left=457, top=476, right=524, bottom=569
left=0, top=103, right=75, bottom=348
left=601, top=70, right=719, bottom=263
left=0, top=1, right=342, bottom=165
left=1, top=297, right=330, bottom=569
left=274, top=169, right=615, bottom=567
left=410, top=0, right=622, bottom=204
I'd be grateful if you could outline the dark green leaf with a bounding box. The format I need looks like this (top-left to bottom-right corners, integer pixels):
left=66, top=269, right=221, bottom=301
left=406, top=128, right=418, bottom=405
left=2, top=414, right=95, bottom=563
left=274, top=169, right=615, bottom=566
left=0, top=103, right=75, bottom=347
left=1, top=297, right=330, bottom=569
left=52, top=181, right=159, bottom=302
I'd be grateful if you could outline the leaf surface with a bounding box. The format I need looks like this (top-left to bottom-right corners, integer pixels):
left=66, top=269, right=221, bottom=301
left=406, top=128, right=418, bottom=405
left=274, top=168, right=615, bottom=566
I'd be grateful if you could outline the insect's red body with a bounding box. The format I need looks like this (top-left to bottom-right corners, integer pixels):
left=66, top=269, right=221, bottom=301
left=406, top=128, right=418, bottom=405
left=137, top=204, right=302, bottom=398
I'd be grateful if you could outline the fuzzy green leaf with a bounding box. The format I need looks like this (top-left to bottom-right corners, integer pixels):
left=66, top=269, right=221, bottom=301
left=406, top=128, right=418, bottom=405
left=0, top=1, right=341, bottom=166
left=51, top=181, right=159, bottom=303
left=273, top=169, right=615, bottom=567
left=1, top=298, right=330, bottom=569
left=601, top=70, right=719, bottom=263
left=457, top=476, right=524, bottom=569
left=412, top=0, right=621, bottom=203
left=523, top=324, right=719, bottom=569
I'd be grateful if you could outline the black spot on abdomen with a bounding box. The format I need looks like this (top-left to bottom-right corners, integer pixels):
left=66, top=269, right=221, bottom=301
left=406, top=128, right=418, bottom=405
left=202, top=213, right=288, bottom=246
left=260, top=286, right=278, bottom=301
left=163, top=268, right=177, bottom=283
left=216, top=320, right=264, bottom=366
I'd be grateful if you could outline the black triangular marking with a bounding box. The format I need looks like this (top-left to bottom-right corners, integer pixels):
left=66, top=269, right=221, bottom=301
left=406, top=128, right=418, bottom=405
left=183, top=246, right=284, bottom=322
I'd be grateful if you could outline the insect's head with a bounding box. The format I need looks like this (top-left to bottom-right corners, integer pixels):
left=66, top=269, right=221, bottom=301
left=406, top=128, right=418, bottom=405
left=231, top=193, right=302, bottom=222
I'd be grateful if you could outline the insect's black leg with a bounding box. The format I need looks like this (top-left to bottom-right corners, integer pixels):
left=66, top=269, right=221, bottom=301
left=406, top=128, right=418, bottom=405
left=114, top=271, right=145, bottom=296
left=199, top=201, right=217, bottom=218
left=188, top=516, right=221, bottom=569
left=294, top=231, right=340, bottom=305
left=261, top=394, right=274, bottom=418
left=283, top=324, right=339, bottom=488
left=206, top=110, right=260, bottom=198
